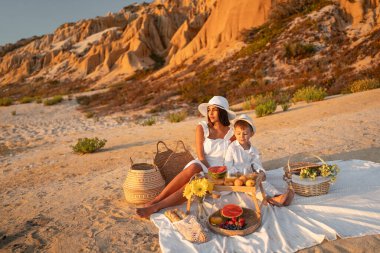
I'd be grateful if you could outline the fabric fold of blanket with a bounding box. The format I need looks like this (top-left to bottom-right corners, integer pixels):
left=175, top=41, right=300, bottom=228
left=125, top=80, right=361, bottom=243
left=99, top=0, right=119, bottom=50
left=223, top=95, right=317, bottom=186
left=151, top=160, right=380, bottom=253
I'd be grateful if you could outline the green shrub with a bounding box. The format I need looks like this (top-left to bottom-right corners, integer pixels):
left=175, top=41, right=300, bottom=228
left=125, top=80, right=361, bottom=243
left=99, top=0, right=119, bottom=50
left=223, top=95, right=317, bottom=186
left=292, top=86, right=327, bottom=103
left=281, top=102, right=291, bottom=111
left=0, top=97, right=13, bottom=106
left=141, top=117, right=156, bottom=126
left=11, top=110, right=16, bottom=116
left=285, top=42, right=316, bottom=59
left=238, top=23, right=285, bottom=58
left=72, top=137, right=107, bottom=154
left=44, top=95, right=63, bottom=106
left=35, top=96, right=42, bottom=103
left=19, top=96, right=34, bottom=104
left=167, top=111, right=187, bottom=123
left=255, top=98, right=277, bottom=117
left=278, top=92, right=291, bottom=111
left=242, top=96, right=255, bottom=110
left=349, top=78, right=380, bottom=93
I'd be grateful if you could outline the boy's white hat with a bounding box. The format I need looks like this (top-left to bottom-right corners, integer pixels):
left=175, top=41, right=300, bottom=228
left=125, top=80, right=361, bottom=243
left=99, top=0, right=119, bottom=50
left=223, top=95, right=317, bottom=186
left=198, top=96, right=236, bottom=120
left=234, top=114, right=256, bottom=133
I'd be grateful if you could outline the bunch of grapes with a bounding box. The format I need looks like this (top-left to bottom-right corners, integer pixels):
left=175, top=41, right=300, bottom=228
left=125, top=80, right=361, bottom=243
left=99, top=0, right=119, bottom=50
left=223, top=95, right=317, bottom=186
left=320, top=164, right=339, bottom=182
left=300, top=164, right=339, bottom=181
left=219, top=217, right=246, bottom=230
left=300, top=167, right=319, bottom=180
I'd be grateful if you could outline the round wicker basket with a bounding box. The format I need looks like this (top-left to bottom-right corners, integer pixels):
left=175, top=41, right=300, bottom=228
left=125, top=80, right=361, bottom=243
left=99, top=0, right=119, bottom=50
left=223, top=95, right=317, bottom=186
left=123, top=162, right=165, bottom=205
left=207, top=208, right=260, bottom=236
left=291, top=177, right=330, bottom=197
left=284, top=162, right=331, bottom=197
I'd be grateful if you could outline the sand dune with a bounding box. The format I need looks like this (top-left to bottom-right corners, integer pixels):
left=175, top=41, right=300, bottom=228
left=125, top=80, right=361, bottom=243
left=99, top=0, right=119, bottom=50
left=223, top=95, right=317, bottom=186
left=1, top=89, right=379, bottom=252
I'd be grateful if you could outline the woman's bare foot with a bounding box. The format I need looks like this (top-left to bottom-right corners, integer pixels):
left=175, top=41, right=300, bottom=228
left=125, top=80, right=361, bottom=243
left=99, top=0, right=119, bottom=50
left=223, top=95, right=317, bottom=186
left=136, top=204, right=159, bottom=218
left=142, top=199, right=158, bottom=207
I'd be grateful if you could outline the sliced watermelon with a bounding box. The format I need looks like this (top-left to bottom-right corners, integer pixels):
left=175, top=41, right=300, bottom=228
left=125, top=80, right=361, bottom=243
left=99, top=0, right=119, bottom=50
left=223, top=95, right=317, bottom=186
left=208, top=166, right=227, bottom=179
left=221, top=204, right=243, bottom=219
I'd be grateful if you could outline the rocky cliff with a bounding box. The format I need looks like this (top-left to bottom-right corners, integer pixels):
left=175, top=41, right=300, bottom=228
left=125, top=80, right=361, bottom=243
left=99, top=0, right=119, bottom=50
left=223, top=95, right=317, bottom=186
left=0, top=0, right=379, bottom=108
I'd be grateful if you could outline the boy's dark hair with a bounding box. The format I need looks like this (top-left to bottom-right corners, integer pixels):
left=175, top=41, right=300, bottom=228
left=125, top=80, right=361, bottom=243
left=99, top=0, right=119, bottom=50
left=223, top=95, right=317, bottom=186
left=234, top=120, right=253, bottom=132
left=207, top=107, right=230, bottom=126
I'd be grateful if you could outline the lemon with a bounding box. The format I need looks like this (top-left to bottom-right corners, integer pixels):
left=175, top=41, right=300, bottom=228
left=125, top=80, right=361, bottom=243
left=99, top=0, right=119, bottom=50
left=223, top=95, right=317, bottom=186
left=210, top=216, right=223, bottom=225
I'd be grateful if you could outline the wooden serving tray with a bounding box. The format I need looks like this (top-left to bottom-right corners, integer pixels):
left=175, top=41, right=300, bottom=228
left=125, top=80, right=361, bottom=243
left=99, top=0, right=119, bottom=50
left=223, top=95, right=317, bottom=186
left=214, top=185, right=256, bottom=192
left=213, top=173, right=267, bottom=220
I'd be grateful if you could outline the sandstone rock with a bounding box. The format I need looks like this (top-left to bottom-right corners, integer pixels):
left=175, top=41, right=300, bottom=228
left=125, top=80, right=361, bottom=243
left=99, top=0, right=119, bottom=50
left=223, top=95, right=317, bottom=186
left=0, top=0, right=379, bottom=90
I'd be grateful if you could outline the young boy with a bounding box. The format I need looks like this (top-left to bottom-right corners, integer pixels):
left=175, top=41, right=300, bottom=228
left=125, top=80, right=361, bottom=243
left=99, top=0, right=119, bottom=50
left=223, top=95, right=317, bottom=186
left=224, top=114, right=264, bottom=175
left=224, top=114, right=280, bottom=198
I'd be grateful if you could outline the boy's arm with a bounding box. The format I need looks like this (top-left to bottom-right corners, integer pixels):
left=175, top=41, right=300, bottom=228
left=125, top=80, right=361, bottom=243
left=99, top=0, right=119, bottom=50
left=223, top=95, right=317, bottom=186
left=250, top=147, right=265, bottom=172
left=250, top=147, right=266, bottom=180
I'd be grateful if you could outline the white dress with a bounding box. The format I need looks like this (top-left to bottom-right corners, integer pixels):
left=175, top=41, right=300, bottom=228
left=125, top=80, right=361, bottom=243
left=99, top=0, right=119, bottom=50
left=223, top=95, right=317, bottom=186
left=183, top=121, right=234, bottom=173
left=224, top=140, right=265, bottom=174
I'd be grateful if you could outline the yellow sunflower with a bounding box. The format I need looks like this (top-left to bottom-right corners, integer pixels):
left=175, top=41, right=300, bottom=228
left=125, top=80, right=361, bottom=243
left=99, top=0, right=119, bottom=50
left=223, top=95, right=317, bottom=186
left=183, top=183, right=193, bottom=200
left=191, top=179, right=208, bottom=197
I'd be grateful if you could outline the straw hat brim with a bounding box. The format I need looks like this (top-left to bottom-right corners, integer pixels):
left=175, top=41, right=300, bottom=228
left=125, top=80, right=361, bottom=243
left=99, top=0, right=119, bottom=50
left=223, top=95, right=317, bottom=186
left=234, top=118, right=256, bottom=133
left=198, top=103, right=236, bottom=120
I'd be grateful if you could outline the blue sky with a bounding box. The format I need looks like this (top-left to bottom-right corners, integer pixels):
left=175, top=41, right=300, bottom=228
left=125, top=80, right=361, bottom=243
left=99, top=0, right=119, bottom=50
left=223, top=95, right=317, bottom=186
left=0, top=0, right=148, bottom=46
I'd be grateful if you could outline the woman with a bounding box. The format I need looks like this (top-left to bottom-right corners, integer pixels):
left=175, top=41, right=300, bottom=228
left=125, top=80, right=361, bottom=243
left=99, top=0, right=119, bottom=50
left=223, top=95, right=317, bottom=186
left=136, top=96, right=236, bottom=218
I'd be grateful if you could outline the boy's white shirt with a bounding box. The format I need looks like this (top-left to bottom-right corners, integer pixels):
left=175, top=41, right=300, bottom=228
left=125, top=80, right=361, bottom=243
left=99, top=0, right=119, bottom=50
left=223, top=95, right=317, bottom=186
left=224, top=140, right=265, bottom=173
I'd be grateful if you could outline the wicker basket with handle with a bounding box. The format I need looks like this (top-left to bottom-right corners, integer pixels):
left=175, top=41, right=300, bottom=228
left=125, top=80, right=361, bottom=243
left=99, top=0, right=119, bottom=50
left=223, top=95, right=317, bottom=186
left=283, top=160, right=330, bottom=197
left=154, top=140, right=194, bottom=185
left=153, top=141, right=174, bottom=172
left=123, top=158, right=165, bottom=205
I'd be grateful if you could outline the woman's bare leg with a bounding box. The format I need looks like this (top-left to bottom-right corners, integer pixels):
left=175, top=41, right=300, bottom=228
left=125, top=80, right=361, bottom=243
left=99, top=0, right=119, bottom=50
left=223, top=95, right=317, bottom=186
left=136, top=185, right=187, bottom=218
left=143, top=163, right=202, bottom=206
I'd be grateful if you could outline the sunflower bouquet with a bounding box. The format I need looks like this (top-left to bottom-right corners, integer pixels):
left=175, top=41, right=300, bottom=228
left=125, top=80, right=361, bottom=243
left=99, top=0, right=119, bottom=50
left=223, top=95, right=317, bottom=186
left=183, top=176, right=214, bottom=220
left=183, top=177, right=214, bottom=200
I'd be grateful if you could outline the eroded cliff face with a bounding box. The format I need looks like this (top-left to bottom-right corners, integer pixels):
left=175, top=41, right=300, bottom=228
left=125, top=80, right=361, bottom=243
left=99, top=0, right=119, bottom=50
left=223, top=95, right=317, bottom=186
left=338, top=0, right=380, bottom=36
left=166, top=0, right=272, bottom=67
left=0, top=1, right=194, bottom=86
left=0, top=0, right=379, bottom=89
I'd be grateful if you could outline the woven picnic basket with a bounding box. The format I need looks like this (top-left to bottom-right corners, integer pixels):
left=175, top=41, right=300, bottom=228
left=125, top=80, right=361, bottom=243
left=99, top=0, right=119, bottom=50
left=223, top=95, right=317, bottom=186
left=123, top=158, right=165, bottom=205
left=154, top=140, right=194, bottom=185
left=283, top=161, right=330, bottom=197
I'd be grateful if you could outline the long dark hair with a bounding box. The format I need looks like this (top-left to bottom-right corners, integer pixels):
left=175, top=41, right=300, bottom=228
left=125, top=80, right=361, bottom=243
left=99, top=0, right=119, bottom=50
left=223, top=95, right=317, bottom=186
left=207, top=107, right=230, bottom=126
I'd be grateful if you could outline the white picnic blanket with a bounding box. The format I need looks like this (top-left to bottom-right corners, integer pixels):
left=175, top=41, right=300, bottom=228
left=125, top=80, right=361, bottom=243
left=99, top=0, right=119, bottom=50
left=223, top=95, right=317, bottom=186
left=151, top=160, right=380, bottom=252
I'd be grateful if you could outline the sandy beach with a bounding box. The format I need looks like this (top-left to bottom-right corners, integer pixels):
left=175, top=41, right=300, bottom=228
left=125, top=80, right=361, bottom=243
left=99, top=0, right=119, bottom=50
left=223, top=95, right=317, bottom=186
left=1, top=89, right=379, bottom=252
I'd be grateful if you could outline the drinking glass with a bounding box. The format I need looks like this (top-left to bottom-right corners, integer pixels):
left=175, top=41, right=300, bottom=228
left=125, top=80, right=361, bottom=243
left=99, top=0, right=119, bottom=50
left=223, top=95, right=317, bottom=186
left=211, top=191, right=222, bottom=212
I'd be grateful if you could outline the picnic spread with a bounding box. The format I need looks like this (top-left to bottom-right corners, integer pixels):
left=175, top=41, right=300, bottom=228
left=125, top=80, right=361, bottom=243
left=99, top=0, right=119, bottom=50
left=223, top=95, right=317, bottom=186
left=148, top=159, right=380, bottom=253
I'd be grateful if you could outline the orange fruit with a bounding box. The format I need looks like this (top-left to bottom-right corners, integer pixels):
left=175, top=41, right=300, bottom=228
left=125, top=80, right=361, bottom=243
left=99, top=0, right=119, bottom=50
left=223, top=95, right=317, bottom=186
left=245, top=179, right=256, bottom=187
left=234, top=179, right=244, bottom=186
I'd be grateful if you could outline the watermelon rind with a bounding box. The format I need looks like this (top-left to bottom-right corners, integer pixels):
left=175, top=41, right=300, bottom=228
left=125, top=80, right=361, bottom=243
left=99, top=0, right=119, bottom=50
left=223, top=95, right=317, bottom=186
left=208, top=166, right=227, bottom=179
left=221, top=204, right=243, bottom=219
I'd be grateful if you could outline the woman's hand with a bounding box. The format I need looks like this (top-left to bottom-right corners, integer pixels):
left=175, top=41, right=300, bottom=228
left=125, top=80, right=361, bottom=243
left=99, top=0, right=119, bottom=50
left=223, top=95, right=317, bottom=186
left=258, top=171, right=266, bottom=181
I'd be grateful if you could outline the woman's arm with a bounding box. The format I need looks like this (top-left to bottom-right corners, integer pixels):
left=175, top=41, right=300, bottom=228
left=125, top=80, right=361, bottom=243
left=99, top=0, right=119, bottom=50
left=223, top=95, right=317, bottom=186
left=195, top=125, right=210, bottom=168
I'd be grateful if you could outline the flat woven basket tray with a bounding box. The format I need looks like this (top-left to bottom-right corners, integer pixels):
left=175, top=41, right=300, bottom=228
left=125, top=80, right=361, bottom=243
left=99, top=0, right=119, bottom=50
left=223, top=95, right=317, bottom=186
left=207, top=208, right=260, bottom=236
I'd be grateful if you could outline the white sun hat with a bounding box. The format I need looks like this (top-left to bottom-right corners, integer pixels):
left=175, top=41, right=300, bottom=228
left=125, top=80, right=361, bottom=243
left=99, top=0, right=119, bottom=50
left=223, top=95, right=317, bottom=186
left=234, top=114, right=256, bottom=133
left=198, top=96, right=236, bottom=120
